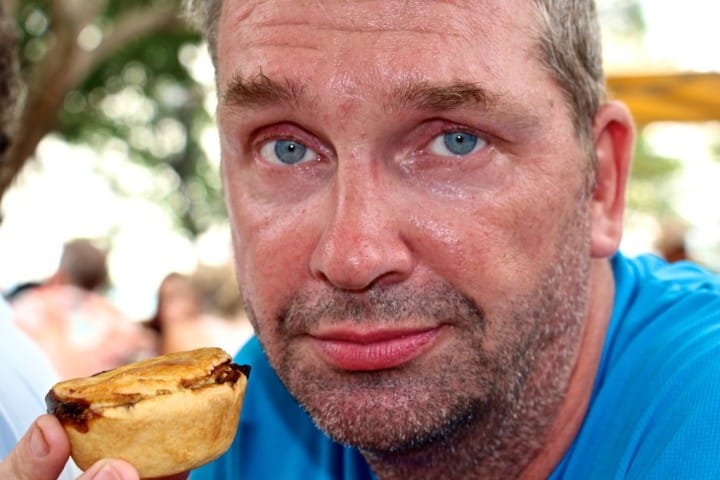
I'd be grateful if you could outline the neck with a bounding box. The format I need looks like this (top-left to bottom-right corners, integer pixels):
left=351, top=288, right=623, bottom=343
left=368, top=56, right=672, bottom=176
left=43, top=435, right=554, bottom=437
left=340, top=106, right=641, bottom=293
left=517, top=258, right=615, bottom=479
left=363, top=259, right=616, bottom=479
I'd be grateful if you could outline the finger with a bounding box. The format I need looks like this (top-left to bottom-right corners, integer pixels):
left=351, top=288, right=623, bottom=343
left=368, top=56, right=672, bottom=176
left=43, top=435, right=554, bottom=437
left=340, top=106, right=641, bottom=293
left=79, top=461, right=188, bottom=480
left=78, top=459, right=139, bottom=480
left=0, top=414, right=71, bottom=480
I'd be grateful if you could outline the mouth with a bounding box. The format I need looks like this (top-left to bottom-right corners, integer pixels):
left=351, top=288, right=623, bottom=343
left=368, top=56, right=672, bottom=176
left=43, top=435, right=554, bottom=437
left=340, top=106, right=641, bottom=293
left=308, top=326, right=444, bottom=371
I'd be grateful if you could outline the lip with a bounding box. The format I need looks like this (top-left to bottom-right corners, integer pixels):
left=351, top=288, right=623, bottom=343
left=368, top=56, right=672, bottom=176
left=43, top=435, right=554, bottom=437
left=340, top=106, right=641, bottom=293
left=309, top=326, right=443, bottom=371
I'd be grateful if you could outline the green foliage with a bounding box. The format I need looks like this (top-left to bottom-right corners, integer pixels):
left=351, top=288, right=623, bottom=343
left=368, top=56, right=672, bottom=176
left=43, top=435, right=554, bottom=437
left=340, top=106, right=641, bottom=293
left=627, top=131, right=682, bottom=215
left=598, top=0, right=646, bottom=40
left=59, top=30, right=203, bottom=142
left=631, top=135, right=681, bottom=179
left=12, top=0, right=224, bottom=236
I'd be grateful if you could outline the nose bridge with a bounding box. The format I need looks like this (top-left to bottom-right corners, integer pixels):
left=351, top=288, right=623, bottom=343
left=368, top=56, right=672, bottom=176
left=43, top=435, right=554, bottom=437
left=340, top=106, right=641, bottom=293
left=311, top=161, right=413, bottom=290
left=335, top=164, right=382, bottom=235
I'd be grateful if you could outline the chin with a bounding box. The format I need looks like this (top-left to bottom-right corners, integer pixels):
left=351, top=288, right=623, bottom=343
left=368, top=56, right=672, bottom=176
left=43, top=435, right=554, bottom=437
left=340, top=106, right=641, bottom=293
left=280, top=349, right=497, bottom=453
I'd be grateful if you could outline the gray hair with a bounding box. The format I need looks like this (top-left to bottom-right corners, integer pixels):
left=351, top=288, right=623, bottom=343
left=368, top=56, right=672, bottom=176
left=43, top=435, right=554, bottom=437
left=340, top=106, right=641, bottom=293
left=184, top=0, right=223, bottom=65
left=533, top=0, right=606, bottom=162
left=184, top=0, right=605, bottom=169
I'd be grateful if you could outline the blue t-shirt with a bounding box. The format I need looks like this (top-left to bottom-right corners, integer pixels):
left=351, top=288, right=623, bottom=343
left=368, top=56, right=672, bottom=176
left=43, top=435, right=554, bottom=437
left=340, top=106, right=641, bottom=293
left=192, top=253, right=720, bottom=479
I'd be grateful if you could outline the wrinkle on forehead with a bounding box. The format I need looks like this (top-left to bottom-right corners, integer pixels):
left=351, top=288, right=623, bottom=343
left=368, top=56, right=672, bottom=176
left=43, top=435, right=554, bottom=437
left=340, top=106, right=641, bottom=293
left=223, top=0, right=490, bottom=42
left=218, top=0, right=540, bottom=120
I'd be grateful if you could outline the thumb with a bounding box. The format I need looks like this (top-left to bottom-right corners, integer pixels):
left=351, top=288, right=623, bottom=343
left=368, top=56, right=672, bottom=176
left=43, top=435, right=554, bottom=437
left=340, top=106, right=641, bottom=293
left=79, top=460, right=187, bottom=480
left=0, top=414, right=71, bottom=480
left=78, top=459, right=140, bottom=480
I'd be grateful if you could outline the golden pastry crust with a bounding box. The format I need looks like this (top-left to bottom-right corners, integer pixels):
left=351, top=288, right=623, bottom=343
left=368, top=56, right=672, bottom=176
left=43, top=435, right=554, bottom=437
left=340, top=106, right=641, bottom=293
left=46, top=347, right=250, bottom=478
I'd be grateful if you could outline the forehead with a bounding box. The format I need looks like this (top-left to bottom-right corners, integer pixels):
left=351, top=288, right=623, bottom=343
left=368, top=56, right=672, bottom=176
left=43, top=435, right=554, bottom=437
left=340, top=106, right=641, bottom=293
left=215, top=0, right=545, bottom=96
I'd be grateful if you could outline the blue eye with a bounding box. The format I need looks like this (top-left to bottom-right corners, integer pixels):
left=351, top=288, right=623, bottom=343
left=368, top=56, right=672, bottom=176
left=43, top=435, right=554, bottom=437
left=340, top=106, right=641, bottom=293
left=430, top=131, right=484, bottom=156
left=275, top=140, right=307, bottom=164
left=260, top=139, right=316, bottom=165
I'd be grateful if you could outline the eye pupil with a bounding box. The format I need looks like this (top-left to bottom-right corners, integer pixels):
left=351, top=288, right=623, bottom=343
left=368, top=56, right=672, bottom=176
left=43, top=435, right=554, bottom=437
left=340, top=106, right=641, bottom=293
left=443, top=132, right=478, bottom=155
left=275, top=140, right=307, bottom=164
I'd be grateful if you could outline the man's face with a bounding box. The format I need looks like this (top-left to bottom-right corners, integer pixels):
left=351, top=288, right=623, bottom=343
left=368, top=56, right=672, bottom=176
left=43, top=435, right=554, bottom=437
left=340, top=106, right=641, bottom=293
left=216, top=0, right=593, bottom=454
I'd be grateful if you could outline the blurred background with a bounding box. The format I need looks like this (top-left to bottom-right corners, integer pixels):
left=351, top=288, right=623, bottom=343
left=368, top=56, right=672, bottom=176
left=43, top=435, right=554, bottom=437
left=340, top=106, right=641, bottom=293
left=0, top=0, right=718, bottom=326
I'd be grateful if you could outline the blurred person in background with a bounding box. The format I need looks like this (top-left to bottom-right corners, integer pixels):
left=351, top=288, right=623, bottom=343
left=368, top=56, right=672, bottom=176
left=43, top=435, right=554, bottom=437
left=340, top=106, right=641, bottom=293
left=655, top=218, right=691, bottom=264
left=9, top=237, right=155, bottom=379
left=6, top=238, right=110, bottom=299
left=0, top=4, right=78, bottom=477
left=144, top=269, right=253, bottom=356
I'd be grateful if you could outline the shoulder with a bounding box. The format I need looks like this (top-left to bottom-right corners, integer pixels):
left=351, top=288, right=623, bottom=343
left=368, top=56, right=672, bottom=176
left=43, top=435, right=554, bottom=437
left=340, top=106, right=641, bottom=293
left=608, top=253, right=720, bottom=358
left=614, top=252, right=720, bottom=299
left=607, top=254, right=720, bottom=402
left=554, top=254, right=720, bottom=478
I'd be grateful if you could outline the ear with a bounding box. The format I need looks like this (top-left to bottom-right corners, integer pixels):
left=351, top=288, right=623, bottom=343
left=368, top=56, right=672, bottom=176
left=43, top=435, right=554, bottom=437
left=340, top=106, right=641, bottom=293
left=590, top=101, right=635, bottom=258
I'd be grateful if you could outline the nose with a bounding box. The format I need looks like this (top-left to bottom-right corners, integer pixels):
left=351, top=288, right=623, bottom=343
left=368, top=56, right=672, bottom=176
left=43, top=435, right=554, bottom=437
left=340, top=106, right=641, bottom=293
left=310, top=169, right=414, bottom=291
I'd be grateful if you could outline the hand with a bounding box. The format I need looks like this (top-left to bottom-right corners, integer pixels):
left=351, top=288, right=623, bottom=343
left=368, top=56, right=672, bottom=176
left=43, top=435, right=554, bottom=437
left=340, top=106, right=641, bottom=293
left=0, top=414, right=189, bottom=480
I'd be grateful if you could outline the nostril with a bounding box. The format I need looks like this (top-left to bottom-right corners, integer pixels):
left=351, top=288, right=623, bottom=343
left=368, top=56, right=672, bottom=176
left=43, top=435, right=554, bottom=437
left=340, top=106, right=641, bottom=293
left=310, top=173, right=414, bottom=291
left=311, top=233, right=414, bottom=292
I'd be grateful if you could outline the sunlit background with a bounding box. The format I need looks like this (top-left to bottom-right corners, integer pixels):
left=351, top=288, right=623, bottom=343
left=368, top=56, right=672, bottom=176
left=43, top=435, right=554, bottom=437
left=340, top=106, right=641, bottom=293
left=0, top=0, right=718, bottom=320
left=600, top=0, right=720, bottom=268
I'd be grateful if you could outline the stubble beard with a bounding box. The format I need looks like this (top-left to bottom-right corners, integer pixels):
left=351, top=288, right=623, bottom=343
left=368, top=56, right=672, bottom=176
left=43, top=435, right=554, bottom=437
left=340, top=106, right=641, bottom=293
left=279, top=284, right=501, bottom=453
left=246, top=202, right=592, bottom=473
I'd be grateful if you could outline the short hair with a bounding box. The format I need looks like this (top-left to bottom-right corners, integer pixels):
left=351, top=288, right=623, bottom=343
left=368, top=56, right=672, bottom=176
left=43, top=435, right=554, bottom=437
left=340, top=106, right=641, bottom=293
left=58, top=239, right=109, bottom=291
left=184, top=0, right=223, bottom=66
left=533, top=0, right=606, bottom=166
left=184, top=0, right=605, bottom=169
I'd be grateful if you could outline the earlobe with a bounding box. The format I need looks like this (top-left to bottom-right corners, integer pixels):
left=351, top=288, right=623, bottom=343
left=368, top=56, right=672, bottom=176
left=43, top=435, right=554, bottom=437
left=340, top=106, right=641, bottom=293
left=589, top=101, right=635, bottom=258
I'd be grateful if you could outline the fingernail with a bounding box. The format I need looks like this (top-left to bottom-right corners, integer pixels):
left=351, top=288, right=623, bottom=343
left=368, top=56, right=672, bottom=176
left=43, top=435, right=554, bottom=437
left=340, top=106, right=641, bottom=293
left=29, top=423, right=49, bottom=457
left=93, top=462, right=122, bottom=480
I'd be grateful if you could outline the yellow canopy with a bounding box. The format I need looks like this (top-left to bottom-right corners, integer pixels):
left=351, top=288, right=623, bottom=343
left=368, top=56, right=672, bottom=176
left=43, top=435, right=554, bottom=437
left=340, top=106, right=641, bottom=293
left=607, top=72, right=720, bottom=125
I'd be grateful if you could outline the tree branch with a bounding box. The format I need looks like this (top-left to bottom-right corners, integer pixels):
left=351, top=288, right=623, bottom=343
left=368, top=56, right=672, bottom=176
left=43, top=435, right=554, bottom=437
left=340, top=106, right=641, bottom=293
left=0, top=3, right=188, bottom=198
left=67, top=6, right=185, bottom=87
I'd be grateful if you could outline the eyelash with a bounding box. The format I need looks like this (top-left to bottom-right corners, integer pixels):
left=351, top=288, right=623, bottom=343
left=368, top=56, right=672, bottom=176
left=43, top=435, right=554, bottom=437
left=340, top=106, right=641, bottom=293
left=251, top=122, right=491, bottom=166
left=427, top=125, right=488, bottom=151
left=253, top=128, right=324, bottom=166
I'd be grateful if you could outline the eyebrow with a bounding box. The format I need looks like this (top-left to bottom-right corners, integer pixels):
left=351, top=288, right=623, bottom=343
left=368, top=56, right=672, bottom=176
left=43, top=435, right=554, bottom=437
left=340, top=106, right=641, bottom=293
left=222, top=72, right=309, bottom=109
left=221, top=73, right=501, bottom=117
left=392, top=80, right=499, bottom=112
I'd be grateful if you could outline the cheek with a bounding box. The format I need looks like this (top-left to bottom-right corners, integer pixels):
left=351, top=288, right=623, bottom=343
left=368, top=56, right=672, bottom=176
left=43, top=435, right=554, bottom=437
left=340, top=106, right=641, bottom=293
left=411, top=184, right=575, bottom=304
left=226, top=184, right=318, bottom=327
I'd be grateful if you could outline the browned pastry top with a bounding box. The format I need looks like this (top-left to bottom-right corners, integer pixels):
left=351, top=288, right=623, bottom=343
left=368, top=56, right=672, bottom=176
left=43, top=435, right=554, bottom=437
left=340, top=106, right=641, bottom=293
left=46, top=347, right=250, bottom=432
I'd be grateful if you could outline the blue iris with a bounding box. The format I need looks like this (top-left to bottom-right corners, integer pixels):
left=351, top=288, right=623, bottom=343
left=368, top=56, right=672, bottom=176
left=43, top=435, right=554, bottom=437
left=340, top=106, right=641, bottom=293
left=443, top=132, right=478, bottom=155
left=274, top=140, right=307, bottom=164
